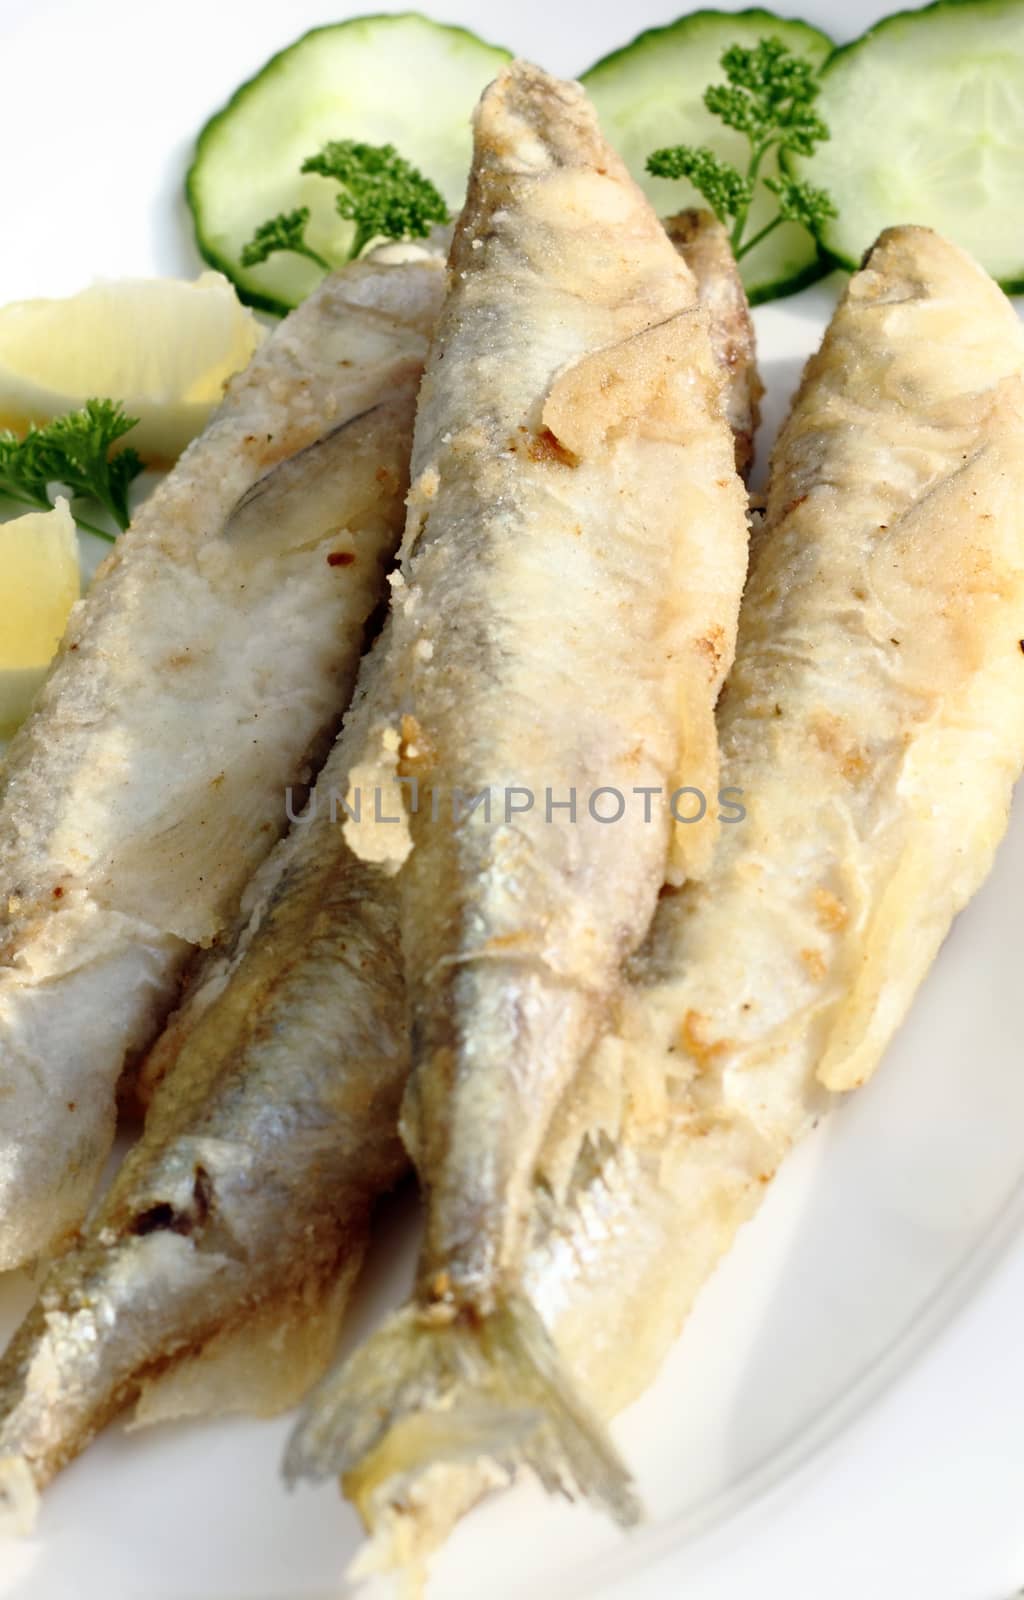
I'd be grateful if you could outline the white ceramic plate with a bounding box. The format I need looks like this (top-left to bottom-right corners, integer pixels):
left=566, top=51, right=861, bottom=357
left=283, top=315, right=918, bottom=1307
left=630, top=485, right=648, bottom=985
left=2, top=1, right=1024, bottom=1595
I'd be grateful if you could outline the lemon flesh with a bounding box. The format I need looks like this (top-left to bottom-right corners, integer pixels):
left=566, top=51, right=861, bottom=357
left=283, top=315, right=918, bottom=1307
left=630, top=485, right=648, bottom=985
left=0, top=274, right=264, bottom=466
left=0, top=499, right=80, bottom=737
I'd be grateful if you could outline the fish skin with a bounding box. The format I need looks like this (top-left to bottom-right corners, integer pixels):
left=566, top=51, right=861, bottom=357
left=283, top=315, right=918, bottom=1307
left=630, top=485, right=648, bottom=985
left=340, top=226, right=1024, bottom=1575
left=0, top=650, right=409, bottom=1526
left=0, top=253, right=444, bottom=1268
left=289, top=60, right=748, bottom=1532
left=662, top=210, right=762, bottom=481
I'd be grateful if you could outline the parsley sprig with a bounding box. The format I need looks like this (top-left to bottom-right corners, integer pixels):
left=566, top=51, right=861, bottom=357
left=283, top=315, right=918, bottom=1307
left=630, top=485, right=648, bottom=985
left=646, top=38, right=837, bottom=262
left=0, top=400, right=143, bottom=542
left=241, top=140, right=449, bottom=276
left=241, top=208, right=330, bottom=272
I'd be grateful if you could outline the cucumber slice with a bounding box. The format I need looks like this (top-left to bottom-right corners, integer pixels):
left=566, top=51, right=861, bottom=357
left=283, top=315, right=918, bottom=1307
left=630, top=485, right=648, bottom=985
left=187, top=14, right=510, bottom=315
left=581, top=10, right=833, bottom=304
left=790, top=0, right=1024, bottom=288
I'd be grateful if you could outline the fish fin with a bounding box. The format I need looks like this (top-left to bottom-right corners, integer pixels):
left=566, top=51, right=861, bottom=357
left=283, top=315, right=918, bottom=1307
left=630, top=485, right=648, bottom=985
left=285, top=1292, right=640, bottom=1560
left=542, top=310, right=702, bottom=461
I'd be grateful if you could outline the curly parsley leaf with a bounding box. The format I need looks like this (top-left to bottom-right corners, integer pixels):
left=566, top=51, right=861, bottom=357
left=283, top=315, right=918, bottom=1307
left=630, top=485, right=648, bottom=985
left=763, top=175, right=837, bottom=236
left=301, top=140, right=449, bottom=260
left=646, top=37, right=835, bottom=262
left=240, top=207, right=330, bottom=272
left=241, top=141, right=449, bottom=279
left=0, top=400, right=143, bottom=542
left=646, top=146, right=753, bottom=226
left=0, top=431, right=52, bottom=515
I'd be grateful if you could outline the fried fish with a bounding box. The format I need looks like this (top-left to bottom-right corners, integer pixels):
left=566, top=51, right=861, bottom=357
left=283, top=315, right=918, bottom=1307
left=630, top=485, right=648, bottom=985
left=333, top=226, right=1024, bottom=1578
left=0, top=640, right=411, bottom=1532
left=0, top=208, right=756, bottom=1537
left=0, top=251, right=443, bottom=1267
left=292, top=62, right=749, bottom=1527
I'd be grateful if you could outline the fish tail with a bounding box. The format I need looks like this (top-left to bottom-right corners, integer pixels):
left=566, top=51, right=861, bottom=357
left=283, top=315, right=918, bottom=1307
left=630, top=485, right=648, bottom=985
left=285, top=1292, right=640, bottom=1557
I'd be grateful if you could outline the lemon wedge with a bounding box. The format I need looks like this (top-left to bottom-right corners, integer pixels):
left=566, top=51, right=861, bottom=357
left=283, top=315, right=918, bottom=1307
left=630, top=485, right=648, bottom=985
left=0, top=274, right=264, bottom=466
left=0, top=499, right=80, bottom=738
